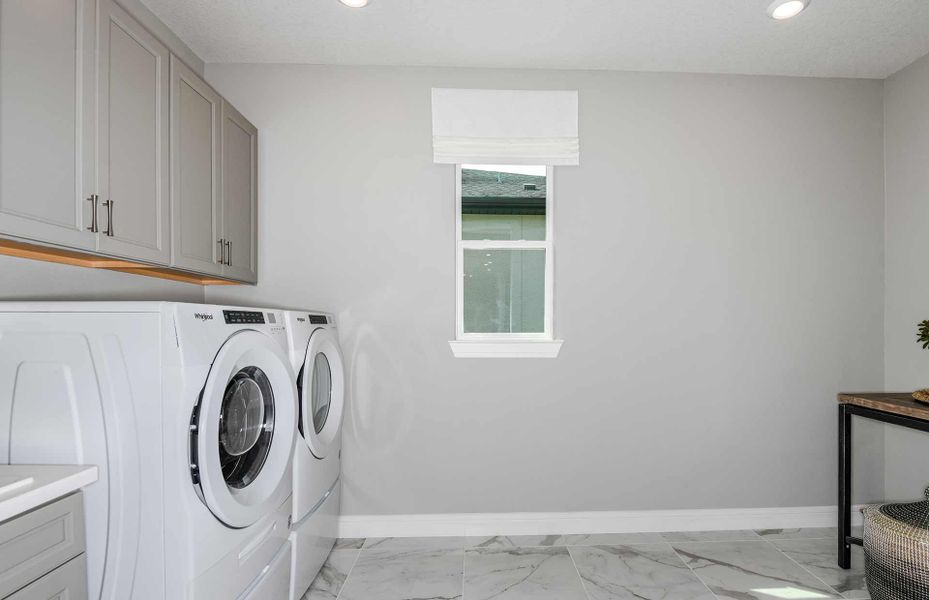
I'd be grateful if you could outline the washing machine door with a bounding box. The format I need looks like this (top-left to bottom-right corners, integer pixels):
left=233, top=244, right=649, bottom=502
left=297, top=328, right=344, bottom=459
left=192, top=330, right=297, bottom=528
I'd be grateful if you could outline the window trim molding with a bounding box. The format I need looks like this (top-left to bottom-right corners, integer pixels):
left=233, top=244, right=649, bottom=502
left=453, top=165, right=558, bottom=355
left=448, top=339, right=563, bottom=359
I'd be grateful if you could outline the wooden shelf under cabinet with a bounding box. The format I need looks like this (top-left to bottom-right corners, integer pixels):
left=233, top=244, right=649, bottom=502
left=0, top=238, right=242, bottom=286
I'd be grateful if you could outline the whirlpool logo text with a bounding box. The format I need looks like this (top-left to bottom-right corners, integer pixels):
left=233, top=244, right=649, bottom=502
left=194, top=313, right=214, bottom=321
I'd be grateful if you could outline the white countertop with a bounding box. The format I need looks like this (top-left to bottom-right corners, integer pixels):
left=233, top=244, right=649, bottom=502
left=0, top=465, right=98, bottom=523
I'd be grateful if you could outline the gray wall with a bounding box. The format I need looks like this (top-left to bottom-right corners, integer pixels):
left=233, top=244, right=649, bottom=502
left=883, top=53, right=929, bottom=500
left=204, top=64, right=886, bottom=515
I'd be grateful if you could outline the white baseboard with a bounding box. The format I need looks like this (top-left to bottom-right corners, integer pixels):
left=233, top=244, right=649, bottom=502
left=337, top=505, right=866, bottom=539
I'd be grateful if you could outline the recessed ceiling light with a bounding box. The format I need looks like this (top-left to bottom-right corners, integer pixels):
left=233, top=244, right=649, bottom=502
left=767, top=0, right=809, bottom=20
left=339, top=0, right=369, bottom=7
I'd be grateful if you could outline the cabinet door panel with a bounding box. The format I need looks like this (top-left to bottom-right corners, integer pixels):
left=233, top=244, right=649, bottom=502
left=7, top=554, right=87, bottom=600
left=0, top=0, right=95, bottom=249
left=221, top=101, right=257, bottom=283
left=0, top=493, right=85, bottom=599
left=170, top=56, right=222, bottom=275
left=96, top=0, right=170, bottom=263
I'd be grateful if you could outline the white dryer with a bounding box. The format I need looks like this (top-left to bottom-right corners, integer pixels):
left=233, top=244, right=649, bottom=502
left=0, top=302, right=297, bottom=600
left=282, top=311, right=345, bottom=600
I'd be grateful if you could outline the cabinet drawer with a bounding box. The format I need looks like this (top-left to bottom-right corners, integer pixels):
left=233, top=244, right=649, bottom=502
left=5, top=554, right=87, bottom=600
left=0, top=493, right=85, bottom=598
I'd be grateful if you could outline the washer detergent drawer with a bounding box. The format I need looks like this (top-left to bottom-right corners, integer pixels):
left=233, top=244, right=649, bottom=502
left=239, top=543, right=291, bottom=600
left=189, top=502, right=290, bottom=600
left=0, top=493, right=85, bottom=598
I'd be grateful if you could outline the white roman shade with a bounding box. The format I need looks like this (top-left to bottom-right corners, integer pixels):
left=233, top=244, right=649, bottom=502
left=431, top=88, right=579, bottom=165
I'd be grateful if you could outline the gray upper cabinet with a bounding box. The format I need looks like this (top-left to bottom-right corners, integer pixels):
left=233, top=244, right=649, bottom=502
left=221, top=100, right=258, bottom=283
left=0, top=0, right=258, bottom=283
left=95, top=0, right=171, bottom=264
left=170, top=56, right=223, bottom=276
left=0, top=0, right=96, bottom=250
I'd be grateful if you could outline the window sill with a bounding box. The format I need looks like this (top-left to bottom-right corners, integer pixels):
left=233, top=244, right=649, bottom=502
left=448, top=339, right=564, bottom=358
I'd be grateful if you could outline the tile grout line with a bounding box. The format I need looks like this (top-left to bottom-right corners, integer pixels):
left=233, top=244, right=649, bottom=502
left=332, top=541, right=365, bottom=600
left=660, top=539, right=763, bottom=543
left=667, top=541, right=725, bottom=600
left=669, top=533, right=849, bottom=600
left=761, top=538, right=848, bottom=599
left=460, top=543, right=467, bottom=600
left=565, top=546, right=594, bottom=600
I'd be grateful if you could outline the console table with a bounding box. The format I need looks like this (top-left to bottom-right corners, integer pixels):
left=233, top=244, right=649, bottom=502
left=837, top=392, right=929, bottom=569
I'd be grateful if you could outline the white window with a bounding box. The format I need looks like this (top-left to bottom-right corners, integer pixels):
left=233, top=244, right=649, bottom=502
left=431, top=87, right=577, bottom=357
left=450, top=164, right=563, bottom=358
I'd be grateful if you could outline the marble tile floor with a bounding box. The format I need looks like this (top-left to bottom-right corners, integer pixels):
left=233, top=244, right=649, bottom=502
left=302, top=528, right=870, bottom=600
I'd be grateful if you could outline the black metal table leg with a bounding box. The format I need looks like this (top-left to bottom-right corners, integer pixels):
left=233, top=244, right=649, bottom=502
left=835, top=399, right=929, bottom=569
left=838, top=403, right=852, bottom=569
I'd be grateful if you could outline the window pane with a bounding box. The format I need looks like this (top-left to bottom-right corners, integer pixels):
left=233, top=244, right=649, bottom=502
left=463, top=248, right=545, bottom=333
left=461, top=165, right=546, bottom=241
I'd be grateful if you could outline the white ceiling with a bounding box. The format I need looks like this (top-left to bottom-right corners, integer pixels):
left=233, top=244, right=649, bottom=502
left=139, top=0, right=929, bottom=79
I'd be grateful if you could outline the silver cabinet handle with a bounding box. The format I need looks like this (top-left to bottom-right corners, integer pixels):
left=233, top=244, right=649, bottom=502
left=103, top=199, right=114, bottom=237
left=86, top=194, right=99, bottom=232
left=217, top=239, right=225, bottom=264
left=224, top=240, right=231, bottom=265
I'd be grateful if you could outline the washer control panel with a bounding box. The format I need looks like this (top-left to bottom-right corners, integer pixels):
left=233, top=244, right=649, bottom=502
left=223, top=310, right=265, bottom=325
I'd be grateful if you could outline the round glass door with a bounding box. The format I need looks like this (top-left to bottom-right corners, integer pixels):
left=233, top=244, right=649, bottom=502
left=299, top=328, right=344, bottom=459
left=191, top=330, right=297, bottom=529
left=219, top=366, right=275, bottom=489
left=310, top=353, right=332, bottom=434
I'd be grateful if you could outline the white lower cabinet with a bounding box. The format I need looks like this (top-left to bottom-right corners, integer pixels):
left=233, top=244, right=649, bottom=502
left=6, top=556, right=87, bottom=600
left=0, top=493, right=87, bottom=600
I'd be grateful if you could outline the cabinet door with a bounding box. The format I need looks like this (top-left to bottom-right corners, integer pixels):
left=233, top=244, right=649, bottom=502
left=220, top=100, right=258, bottom=283
left=0, top=0, right=96, bottom=249
left=95, top=0, right=170, bottom=263
left=0, top=493, right=85, bottom=599
left=170, top=56, right=223, bottom=275
left=7, top=554, right=88, bottom=600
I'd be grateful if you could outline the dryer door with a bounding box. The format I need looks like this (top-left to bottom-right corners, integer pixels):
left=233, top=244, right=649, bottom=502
left=297, top=328, right=344, bottom=459
left=192, top=330, right=296, bottom=528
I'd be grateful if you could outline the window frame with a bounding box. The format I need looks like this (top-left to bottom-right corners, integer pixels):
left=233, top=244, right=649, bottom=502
left=454, top=164, right=557, bottom=345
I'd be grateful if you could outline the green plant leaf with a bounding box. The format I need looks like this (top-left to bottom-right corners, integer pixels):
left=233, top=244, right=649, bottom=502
left=918, top=320, right=929, bottom=349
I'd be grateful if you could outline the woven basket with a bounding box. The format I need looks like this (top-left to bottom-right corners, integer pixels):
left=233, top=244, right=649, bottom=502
left=862, top=488, right=929, bottom=600
left=913, top=389, right=929, bottom=404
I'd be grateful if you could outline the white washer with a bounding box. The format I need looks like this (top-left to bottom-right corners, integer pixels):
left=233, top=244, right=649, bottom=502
left=282, top=310, right=344, bottom=600
left=0, top=302, right=297, bottom=600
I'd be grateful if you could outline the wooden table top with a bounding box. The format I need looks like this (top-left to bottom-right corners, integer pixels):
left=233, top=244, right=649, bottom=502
left=837, top=392, right=929, bottom=422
